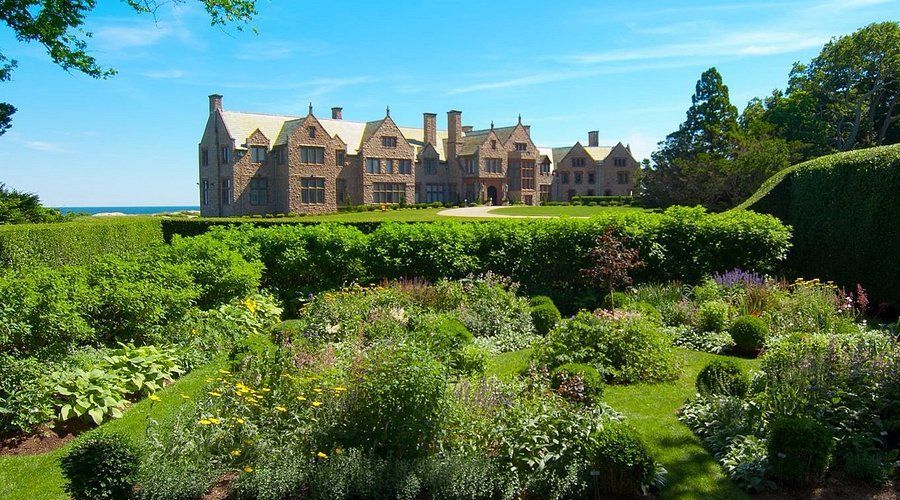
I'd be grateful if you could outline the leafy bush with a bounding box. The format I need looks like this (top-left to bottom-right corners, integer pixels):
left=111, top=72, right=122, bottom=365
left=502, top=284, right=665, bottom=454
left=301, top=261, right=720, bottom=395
left=534, top=312, right=680, bottom=384
left=335, top=342, right=447, bottom=459
left=589, top=421, right=663, bottom=496
left=696, top=300, right=729, bottom=332
left=669, top=325, right=734, bottom=354
left=679, top=395, right=757, bottom=457
left=98, top=343, right=182, bottom=396
left=409, top=313, right=482, bottom=375
left=442, top=275, right=537, bottom=353
left=742, top=144, right=900, bottom=306
left=696, top=359, right=749, bottom=397
left=721, top=435, right=775, bottom=493
left=729, top=315, right=768, bottom=354
left=530, top=303, right=561, bottom=336
left=551, top=363, right=604, bottom=404
left=0, top=355, right=55, bottom=433
left=51, top=368, right=129, bottom=425
left=529, top=295, right=555, bottom=308
left=164, top=235, right=262, bottom=309
left=767, top=416, right=833, bottom=485
left=59, top=432, right=140, bottom=500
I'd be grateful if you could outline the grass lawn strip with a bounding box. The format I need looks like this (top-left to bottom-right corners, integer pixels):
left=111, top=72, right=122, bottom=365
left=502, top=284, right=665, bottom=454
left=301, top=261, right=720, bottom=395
left=0, top=358, right=227, bottom=500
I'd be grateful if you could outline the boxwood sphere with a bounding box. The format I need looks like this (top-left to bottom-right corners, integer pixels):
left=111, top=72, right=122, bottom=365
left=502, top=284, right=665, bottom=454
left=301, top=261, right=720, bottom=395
left=729, top=315, right=768, bottom=354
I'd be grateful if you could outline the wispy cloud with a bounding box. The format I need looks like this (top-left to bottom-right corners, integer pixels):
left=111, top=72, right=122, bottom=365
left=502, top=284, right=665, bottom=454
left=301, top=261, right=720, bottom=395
left=141, top=69, right=187, bottom=79
left=234, top=40, right=332, bottom=61
left=24, top=141, right=70, bottom=153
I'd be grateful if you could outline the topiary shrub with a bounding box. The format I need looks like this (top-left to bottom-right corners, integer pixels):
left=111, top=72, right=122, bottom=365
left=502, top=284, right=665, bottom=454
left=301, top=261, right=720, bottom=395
left=531, top=303, right=561, bottom=336
left=729, top=315, right=768, bottom=354
left=59, top=432, right=140, bottom=500
left=589, top=421, right=661, bottom=496
left=529, top=295, right=555, bottom=308
left=551, top=363, right=604, bottom=404
left=767, top=416, right=833, bottom=486
left=695, top=359, right=749, bottom=397
left=696, top=300, right=729, bottom=332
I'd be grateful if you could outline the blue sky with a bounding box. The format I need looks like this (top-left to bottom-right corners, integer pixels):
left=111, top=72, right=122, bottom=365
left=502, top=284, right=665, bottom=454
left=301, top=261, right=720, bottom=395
left=0, top=0, right=898, bottom=206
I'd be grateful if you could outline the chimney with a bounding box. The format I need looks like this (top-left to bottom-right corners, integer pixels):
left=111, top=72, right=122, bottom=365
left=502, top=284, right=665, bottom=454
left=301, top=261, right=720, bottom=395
left=523, top=125, right=531, bottom=135
left=331, top=107, right=343, bottom=120
left=462, top=125, right=473, bottom=134
left=588, top=130, right=599, bottom=147
left=208, top=94, right=223, bottom=114
left=423, top=113, right=437, bottom=145
left=447, top=110, right=462, bottom=163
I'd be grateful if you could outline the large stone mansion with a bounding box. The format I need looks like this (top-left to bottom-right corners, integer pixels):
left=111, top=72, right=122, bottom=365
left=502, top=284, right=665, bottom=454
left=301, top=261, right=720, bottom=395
left=199, top=94, right=639, bottom=216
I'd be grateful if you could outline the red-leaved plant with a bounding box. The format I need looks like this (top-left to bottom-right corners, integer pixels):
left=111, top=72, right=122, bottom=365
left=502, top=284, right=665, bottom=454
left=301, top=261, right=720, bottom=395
left=579, top=227, right=645, bottom=310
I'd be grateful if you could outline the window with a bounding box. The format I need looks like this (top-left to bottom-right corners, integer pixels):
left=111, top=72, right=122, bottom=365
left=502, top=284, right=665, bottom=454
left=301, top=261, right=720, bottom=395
left=617, top=171, right=631, bottom=184
left=307, top=126, right=316, bottom=139
left=250, top=178, right=268, bottom=205
left=613, top=158, right=627, bottom=167
left=301, top=177, right=326, bottom=204
left=491, top=140, right=497, bottom=150
left=572, top=157, right=586, bottom=167
left=485, top=158, right=501, bottom=173
left=201, top=148, right=209, bottom=166
left=514, top=142, right=527, bottom=151
left=221, top=146, right=231, bottom=164
left=201, top=179, right=209, bottom=205
left=382, top=136, right=397, bottom=148
left=464, top=157, right=477, bottom=174
left=423, top=158, right=437, bottom=175
left=336, top=150, right=345, bottom=166
left=521, top=161, right=535, bottom=190
left=425, top=184, right=445, bottom=203
left=366, top=158, right=380, bottom=174
left=373, top=182, right=406, bottom=203
left=300, top=146, right=325, bottom=164
left=337, top=179, right=347, bottom=204
left=399, top=159, right=412, bottom=174
left=385, top=159, right=395, bottom=174
left=588, top=172, right=595, bottom=184
left=560, top=172, right=570, bottom=184
left=250, top=146, right=267, bottom=163
left=540, top=161, right=550, bottom=174
left=574, top=172, right=583, bottom=185
left=221, top=178, right=232, bottom=205
left=539, top=184, right=550, bottom=202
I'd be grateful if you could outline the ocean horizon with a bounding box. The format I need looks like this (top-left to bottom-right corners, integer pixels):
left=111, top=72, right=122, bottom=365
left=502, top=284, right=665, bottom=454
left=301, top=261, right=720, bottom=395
left=56, top=206, right=200, bottom=215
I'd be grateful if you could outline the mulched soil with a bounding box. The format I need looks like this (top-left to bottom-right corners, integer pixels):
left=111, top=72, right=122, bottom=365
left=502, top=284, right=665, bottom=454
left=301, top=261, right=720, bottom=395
left=202, top=472, right=239, bottom=500
left=0, top=419, right=91, bottom=456
left=758, top=473, right=899, bottom=500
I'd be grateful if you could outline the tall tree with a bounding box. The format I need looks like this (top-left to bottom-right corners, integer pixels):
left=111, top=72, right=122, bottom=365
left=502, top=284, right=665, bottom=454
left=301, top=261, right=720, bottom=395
left=0, top=0, right=258, bottom=135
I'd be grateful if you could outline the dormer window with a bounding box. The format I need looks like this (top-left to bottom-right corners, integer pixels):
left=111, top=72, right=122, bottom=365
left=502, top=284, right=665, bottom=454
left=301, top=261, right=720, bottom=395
left=336, top=150, right=346, bottom=166
left=250, top=146, right=267, bottom=163
left=540, top=161, right=550, bottom=174
left=382, top=136, right=397, bottom=148
left=308, top=126, right=316, bottom=139
left=514, top=142, right=527, bottom=151
left=573, top=157, right=586, bottom=167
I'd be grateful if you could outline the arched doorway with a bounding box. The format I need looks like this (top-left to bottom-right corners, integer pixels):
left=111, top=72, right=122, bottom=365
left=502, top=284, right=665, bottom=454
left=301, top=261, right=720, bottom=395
left=487, top=185, right=498, bottom=205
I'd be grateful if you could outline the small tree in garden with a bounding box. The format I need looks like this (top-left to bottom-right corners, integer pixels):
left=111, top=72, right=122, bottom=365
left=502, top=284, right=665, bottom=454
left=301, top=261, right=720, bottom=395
left=580, top=227, right=644, bottom=310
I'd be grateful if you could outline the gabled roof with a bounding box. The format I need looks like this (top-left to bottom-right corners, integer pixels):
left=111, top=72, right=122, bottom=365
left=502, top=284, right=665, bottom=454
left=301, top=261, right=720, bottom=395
left=399, top=126, right=448, bottom=160
left=584, top=146, right=613, bottom=161
left=466, top=125, right=518, bottom=144
left=220, top=111, right=298, bottom=148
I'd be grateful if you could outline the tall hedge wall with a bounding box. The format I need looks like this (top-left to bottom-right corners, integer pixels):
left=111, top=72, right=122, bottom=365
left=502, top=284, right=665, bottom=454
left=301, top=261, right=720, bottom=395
left=197, top=207, right=791, bottom=313
left=0, top=217, right=164, bottom=269
left=743, top=144, right=900, bottom=307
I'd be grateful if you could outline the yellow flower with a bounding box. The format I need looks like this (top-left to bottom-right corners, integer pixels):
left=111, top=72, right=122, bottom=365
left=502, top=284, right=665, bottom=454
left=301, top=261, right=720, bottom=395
left=199, top=419, right=212, bottom=425
left=243, top=297, right=258, bottom=314
left=333, top=386, right=347, bottom=392
left=209, top=417, right=221, bottom=425
left=180, top=394, right=190, bottom=400
left=335, top=447, right=343, bottom=455
left=206, top=378, right=215, bottom=382
left=230, top=449, right=242, bottom=457
left=244, top=466, right=254, bottom=473
left=218, top=369, right=231, bottom=375
left=234, top=417, right=245, bottom=424
left=261, top=388, right=272, bottom=393
left=148, top=394, right=161, bottom=401
left=316, top=451, right=329, bottom=459
left=312, top=401, right=323, bottom=407
left=297, top=396, right=307, bottom=401
left=275, top=406, right=287, bottom=412
left=313, top=387, right=323, bottom=393
left=208, top=391, right=222, bottom=397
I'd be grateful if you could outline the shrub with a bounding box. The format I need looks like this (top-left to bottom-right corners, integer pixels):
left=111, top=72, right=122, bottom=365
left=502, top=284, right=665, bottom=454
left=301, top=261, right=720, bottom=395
left=589, top=421, right=662, bottom=496
left=455, top=344, right=489, bottom=376
left=669, top=326, right=734, bottom=354
left=529, top=295, right=555, bottom=308
left=721, top=435, right=775, bottom=493
left=59, top=432, right=140, bottom=500
left=696, top=359, right=749, bottom=397
left=0, top=355, right=55, bottom=433
left=51, top=367, right=129, bottom=425
left=534, top=312, right=680, bottom=384
left=409, top=313, right=483, bottom=375
left=696, top=300, right=729, bottom=332
left=767, top=416, right=833, bottom=485
left=530, top=303, right=561, bottom=336
left=164, top=235, right=262, bottom=309
left=729, top=315, right=768, bottom=354
left=551, top=363, right=604, bottom=403
left=335, top=342, right=447, bottom=458
left=443, top=275, right=537, bottom=353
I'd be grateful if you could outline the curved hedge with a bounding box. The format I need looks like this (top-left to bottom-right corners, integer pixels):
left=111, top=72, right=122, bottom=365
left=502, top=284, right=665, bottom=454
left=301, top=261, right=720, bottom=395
left=0, top=217, right=163, bottom=269
left=741, top=144, right=900, bottom=306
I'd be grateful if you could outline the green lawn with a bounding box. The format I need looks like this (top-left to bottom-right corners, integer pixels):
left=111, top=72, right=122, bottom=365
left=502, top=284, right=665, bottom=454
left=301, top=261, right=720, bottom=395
left=484, top=347, right=760, bottom=500
left=0, top=358, right=226, bottom=500
left=488, top=205, right=647, bottom=217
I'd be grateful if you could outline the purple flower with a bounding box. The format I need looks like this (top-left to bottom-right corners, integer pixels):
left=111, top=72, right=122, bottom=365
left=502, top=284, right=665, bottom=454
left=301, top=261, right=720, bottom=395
left=712, top=268, right=765, bottom=287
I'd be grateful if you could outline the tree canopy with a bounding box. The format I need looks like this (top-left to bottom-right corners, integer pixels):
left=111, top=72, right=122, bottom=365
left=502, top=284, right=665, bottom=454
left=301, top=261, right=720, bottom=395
left=0, top=0, right=258, bottom=135
left=0, top=183, right=70, bottom=224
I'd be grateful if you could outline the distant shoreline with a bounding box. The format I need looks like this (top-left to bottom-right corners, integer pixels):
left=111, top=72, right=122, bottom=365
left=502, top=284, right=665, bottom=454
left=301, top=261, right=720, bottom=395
left=56, top=206, right=200, bottom=216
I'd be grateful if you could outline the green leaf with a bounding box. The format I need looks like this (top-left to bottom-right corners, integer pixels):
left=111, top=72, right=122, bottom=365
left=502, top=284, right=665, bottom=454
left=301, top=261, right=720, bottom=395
left=88, top=408, right=104, bottom=425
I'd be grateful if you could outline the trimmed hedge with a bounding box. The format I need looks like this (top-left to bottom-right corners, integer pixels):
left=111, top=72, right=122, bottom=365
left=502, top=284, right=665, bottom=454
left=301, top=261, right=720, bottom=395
left=742, top=144, right=900, bottom=306
left=0, top=218, right=163, bottom=269
left=195, top=207, right=790, bottom=312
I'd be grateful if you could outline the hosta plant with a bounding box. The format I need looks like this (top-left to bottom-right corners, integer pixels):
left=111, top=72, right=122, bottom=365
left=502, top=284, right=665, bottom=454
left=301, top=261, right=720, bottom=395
left=99, top=343, right=183, bottom=396
left=52, top=368, right=128, bottom=425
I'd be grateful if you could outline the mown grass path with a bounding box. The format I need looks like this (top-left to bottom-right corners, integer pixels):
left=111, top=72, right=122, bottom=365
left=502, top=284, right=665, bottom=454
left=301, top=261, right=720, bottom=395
left=0, top=358, right=226, bottom=500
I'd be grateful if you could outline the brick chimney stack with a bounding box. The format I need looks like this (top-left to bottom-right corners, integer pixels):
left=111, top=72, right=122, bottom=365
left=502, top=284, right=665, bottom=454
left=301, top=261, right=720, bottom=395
left=423, top=113, right=437, bottom=146
left=588, top=130, right=599, bottom=147
left=462, top=125, right=473, bottom=133
left=447, top=110, right=462, bottom=164
left=209, top=94, right=223, bottom=114
left=331, top=107, right=343, bottom=120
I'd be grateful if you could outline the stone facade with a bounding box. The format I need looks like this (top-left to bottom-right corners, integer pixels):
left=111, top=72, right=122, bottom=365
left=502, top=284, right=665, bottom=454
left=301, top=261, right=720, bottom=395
left=198, top=95, right=640, bottom=216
